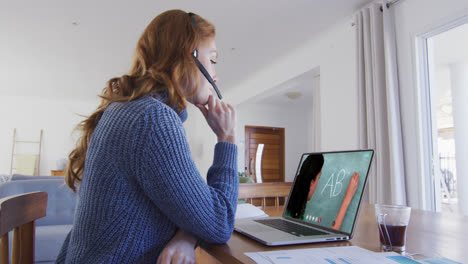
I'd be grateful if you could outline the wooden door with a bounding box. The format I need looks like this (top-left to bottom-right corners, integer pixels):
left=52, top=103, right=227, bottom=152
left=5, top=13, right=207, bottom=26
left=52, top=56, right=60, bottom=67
left=245, top=126, right=285, bottom=183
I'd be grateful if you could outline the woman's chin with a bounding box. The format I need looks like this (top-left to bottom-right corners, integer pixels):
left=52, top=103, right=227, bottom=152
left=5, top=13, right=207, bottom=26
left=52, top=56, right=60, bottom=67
left=198, top=97, right=210, bottom=106
left=187, top=97, right=204, bottom=106
left=187, top=94, right=209, bottom=106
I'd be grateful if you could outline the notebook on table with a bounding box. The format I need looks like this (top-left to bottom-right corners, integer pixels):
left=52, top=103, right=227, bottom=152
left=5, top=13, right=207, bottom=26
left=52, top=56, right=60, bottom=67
left=234, top=149, right=374, bottom=246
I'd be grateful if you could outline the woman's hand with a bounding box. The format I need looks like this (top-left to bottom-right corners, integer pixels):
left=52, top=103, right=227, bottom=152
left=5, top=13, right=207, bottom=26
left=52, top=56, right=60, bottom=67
left=344, top=172, right=359, bottom=202
left=331, top=172, right=360, bottom=230
left=196, top=94, right=236, bottom=143
left=156, top=230, right=197, bottom=264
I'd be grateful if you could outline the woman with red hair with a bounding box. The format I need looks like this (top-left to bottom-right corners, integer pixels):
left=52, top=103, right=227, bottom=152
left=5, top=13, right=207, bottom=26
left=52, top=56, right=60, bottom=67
left=57, top=9, right=237, bottom=264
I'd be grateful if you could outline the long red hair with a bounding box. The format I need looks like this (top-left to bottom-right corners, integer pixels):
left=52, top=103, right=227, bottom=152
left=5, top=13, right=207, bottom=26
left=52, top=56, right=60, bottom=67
left=65, top=10, right=215, bottom=192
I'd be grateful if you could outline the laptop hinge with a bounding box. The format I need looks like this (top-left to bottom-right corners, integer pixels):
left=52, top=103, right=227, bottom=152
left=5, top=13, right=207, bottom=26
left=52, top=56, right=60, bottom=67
left=284, top=216, right=349, bottom=236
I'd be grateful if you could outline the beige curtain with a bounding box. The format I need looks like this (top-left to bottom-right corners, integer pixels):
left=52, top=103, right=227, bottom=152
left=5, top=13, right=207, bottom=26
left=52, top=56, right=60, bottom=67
left=355, top=0, right=407, bottom=205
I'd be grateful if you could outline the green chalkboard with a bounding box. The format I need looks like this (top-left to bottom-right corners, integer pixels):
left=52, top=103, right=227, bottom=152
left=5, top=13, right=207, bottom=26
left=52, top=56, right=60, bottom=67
left=297, top=150, right=373, bottom=233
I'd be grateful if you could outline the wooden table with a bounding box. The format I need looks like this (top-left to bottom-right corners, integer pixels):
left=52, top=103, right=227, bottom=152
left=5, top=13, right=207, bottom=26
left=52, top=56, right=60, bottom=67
left=200, top=204, right=468, bottom=263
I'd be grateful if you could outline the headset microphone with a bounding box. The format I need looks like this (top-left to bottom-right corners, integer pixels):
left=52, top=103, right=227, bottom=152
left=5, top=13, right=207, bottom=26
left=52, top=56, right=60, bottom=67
left=188, top=12, right=223, bottom=100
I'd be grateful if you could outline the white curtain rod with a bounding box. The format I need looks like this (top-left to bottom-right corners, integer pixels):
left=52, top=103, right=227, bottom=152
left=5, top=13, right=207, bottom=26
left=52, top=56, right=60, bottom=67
left=351, top=0, right=404, bottom=26
left=381, top=0, right=404, bottom=11
left=386, top=0, right=403, bottom=8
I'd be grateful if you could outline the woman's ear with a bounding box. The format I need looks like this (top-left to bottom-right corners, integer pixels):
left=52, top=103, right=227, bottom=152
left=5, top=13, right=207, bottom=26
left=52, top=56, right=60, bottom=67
left=310, top=179, right=316, bottom=186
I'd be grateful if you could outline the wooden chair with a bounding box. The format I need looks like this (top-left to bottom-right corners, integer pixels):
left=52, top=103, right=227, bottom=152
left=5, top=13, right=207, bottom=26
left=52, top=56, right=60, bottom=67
left=238, top=182, right=292, bottom=209
left=0, top=191, right=47, bottom=264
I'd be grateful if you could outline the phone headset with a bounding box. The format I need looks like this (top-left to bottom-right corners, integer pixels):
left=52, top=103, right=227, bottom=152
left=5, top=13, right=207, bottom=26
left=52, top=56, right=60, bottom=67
left=188, top=12, right=223, bottom=100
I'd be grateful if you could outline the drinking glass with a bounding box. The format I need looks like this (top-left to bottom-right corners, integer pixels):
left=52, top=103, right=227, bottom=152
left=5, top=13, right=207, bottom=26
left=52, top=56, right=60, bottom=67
left=375, top=204, right=411, bottom=252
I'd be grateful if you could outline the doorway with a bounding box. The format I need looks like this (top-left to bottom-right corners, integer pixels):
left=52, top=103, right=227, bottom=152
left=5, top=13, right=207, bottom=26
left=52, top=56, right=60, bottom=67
left=244, top=126, right=285, bottom=183
left=418, top=19, right=468, bottom=214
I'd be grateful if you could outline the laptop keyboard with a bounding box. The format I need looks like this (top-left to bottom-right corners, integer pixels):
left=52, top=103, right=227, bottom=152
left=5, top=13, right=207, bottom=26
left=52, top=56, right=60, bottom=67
left=254, top=219, right=327, bottom=237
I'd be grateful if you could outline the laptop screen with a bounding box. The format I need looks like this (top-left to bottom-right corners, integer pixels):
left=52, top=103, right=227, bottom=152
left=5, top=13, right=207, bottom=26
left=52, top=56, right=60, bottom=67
left=284, top=150, right=374, bottom=235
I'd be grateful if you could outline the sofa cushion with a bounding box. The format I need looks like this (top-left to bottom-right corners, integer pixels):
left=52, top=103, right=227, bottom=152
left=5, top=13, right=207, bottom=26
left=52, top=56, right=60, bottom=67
left=36, top=225, right=72, bottom=262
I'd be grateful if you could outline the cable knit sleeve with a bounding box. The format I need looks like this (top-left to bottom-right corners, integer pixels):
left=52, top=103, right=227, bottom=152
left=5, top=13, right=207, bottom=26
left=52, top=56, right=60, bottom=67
left=135, top=104, right=238, bottom=244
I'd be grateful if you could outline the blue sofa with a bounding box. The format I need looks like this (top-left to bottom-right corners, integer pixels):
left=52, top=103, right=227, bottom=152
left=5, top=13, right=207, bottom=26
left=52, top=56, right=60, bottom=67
left=0, top=175, right=76, bottom=263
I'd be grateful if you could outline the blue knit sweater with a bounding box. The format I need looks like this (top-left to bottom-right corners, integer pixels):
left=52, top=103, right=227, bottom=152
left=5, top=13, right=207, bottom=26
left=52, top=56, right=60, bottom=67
left=56, top=95, right=238, bottom=263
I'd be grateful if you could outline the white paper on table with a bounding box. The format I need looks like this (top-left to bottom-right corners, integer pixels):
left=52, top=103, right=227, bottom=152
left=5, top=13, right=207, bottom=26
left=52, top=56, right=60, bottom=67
left=245, top=246, right=419, bottom=264
left=235, top=204, right=269, bottom=219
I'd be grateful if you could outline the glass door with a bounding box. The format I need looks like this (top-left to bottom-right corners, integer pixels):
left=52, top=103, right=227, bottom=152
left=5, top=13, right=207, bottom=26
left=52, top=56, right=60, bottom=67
left=424, top=22, right=468, bottom=214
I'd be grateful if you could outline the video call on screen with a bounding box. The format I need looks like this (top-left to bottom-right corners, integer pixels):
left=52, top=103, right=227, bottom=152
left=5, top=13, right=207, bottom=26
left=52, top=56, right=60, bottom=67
left=287, top=151, right=372, bottom=234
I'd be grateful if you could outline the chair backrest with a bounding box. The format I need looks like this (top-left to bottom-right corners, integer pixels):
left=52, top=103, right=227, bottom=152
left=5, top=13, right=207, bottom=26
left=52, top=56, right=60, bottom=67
left=238, top=182, right=292, bottom=208
left=0, top=191, right=47, bottom=264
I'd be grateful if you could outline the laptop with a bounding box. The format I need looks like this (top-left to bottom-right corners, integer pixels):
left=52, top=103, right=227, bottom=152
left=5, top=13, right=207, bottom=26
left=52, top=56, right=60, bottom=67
left=234, top=149, right=374, bottom=246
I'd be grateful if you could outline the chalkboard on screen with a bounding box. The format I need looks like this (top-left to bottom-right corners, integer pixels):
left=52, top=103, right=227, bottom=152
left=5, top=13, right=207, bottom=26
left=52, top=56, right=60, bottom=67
left=299, top=150, right=373, bottom=233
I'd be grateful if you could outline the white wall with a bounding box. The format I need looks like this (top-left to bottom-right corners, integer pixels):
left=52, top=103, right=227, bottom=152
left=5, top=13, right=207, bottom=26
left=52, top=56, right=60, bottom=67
left=0, top=95, right=220, bottom=180
left=226, top=18, right=359, bottom=153
left=222, top=0, right=468, bottom=210
left=0, top=95, right=98, bottom=175
left=393, top=0, right=468, bottom=209
left=4, top=0, right=466, bottom=210
left=183, top=104, right=217, bottom=179
left=236, top=103, right=309, bottom=182
left=450, top=62, right=468, bottom=215
left=0, top=3, right=359, bottom=183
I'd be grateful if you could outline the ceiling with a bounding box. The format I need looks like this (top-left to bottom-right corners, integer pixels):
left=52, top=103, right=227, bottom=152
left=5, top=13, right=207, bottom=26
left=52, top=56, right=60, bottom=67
left=0, top=0, right=373, bottom=101
left=253, top=13, right=468, bottom=110
left=243, top=68, right=318, bottom=108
